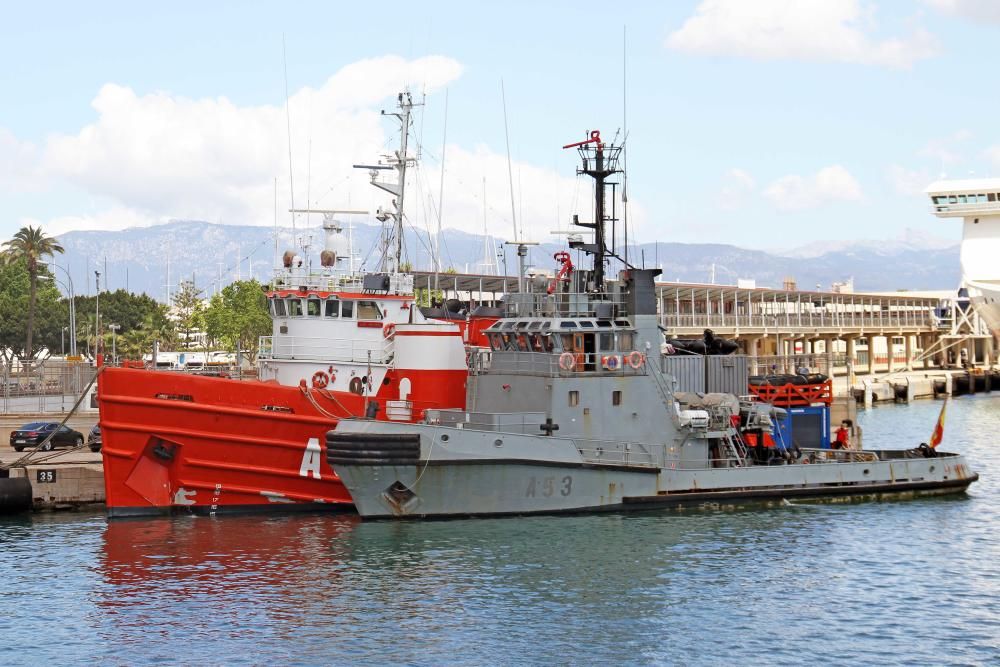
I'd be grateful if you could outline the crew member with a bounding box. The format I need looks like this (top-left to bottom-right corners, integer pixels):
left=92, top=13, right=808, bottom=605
left=833, top=420, right=852, bottom=449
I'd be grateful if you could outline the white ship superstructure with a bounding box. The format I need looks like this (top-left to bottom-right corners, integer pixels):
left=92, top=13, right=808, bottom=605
left=927, top=178, right=1000, bottom=338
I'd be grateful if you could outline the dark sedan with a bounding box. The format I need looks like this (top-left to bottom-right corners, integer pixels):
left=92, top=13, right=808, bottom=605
left=88, top=424, right=102, bottom=453
left=9, top=422, right=84, bottom=452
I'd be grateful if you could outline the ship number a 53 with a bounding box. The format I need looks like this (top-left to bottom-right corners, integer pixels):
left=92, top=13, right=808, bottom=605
left=526, top=475, right=572, bottom=498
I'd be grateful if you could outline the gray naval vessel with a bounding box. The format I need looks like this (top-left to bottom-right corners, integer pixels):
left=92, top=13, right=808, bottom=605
left=327, top=130, right=979, bottom=519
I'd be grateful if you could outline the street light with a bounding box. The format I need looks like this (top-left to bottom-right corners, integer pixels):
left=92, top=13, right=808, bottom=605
left=109, top=324, right=120, bottom=364
left=95, top=271, right=101, bottom=357
left=61, top=327, right=68, bottom=356
left=38, top=262, right=76, bottom=357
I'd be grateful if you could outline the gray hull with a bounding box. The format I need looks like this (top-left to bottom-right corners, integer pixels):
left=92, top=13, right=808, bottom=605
left=329, top=422, right=978, bottom=519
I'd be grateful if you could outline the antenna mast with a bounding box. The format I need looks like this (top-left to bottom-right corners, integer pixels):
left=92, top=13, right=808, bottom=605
left=563, top=130, right=628, bottom=292
left=354, top=91, right=420, bottom=274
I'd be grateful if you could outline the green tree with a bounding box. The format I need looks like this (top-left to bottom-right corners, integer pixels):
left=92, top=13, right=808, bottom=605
left=1, top=226, right=64, bottom=364
left=172, top=280, right=204, bottom=349
left=0, top=258, right=63, bottom=364
left=203, top=279, right=271, bottom=364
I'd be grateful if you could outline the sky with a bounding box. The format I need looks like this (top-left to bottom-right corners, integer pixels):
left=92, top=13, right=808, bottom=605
left=2, top=0, right=999, bottom=251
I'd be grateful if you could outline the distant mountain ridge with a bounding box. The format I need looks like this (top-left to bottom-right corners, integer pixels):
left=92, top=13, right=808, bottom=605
left=52, top=220, right=961, bottom=300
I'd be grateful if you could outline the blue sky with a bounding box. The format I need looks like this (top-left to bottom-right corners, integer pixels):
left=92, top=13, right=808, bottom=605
left=1, top=0, right=998, bottom=250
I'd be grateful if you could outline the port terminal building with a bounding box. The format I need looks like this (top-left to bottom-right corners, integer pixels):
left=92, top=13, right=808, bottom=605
left=412, top=271, right=991, bottom=375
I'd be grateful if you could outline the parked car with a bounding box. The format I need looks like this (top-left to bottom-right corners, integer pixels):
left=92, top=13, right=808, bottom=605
left=88, top=424, right=102, bottom=453
left=8, top=422, right=84, bottom=452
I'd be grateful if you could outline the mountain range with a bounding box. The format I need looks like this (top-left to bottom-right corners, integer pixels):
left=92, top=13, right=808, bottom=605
left=50, top=220, right=961, bottom=300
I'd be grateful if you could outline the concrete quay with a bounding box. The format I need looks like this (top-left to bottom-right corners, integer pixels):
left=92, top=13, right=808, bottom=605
left=1, top=440, right=104, bottom=512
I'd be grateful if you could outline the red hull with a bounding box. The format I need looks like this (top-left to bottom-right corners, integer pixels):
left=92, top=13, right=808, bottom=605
left=98, top=366, right=464, bottom=517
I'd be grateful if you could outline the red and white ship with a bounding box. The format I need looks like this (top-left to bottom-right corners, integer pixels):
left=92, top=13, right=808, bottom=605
left=99, top=92, right=495, bottom=517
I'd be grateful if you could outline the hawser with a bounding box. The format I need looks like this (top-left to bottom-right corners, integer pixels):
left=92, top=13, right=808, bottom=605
left=329, top=129, right=979, bottom=519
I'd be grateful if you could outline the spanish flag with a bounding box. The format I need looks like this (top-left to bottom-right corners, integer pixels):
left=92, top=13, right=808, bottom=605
left=929, top=397, right=949, bottom=449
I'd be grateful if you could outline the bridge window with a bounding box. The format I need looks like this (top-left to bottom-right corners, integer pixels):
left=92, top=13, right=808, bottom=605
left=341, top=301, right=354, bottom=318
left=990, top=193, right=997, bottom=202
left=272, top=299, right=287, bottom=317
left=357, top=300, right=382, bottom=320
left=618, top=331, right=634, bottom=350
left=599, top=333, right=614, bottom=351
left=307, top=298, right=322, bottom=317
left=325, top=298, right=339, bottom=317
left=287, top=298, right=303, bottom=317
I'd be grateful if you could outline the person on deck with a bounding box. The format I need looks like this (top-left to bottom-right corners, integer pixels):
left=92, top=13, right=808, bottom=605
left=833, top=420, right=852, bottom=449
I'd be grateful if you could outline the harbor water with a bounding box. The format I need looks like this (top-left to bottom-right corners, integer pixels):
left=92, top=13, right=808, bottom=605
left=0, top=397, right=997, bottom=665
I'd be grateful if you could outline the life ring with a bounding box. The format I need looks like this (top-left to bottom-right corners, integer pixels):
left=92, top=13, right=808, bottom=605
left=558, top=352, right=576, bottom=371
left=311, top=371, right=330, bottom=389
left=627, top=351, right=645, bottom=369
left=383, top=323, right=396, bottom=338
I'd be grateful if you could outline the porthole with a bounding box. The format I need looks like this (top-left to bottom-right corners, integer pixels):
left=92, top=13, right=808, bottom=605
left=494, top=439, right=504, bottom=448
left=863, top=469, right=870, bottom=475
left=441, top=434, right=450, bottom=442
left=929, top=465, right=936, bottom=473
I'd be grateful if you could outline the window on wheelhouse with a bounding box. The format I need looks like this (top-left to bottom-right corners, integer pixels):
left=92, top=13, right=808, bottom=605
left=357, top=300, right=382, bottom=320
left=325, top=298, right=339, bottom=317
left=599, top=332, right=614, bottom=352
left=287, top=298, right=303, bottom=317
left=272, top=299, right=287, bottom=317
left=307, top=298, right=322, bottom=317
left=341, top=300, right=354, bottom=318
left=617, top=331, right=634, bottom=350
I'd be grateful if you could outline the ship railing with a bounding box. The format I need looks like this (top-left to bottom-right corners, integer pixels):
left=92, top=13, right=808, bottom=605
left=424, top=409, right=549, bottom=435
left=258, top=335, right=389, bottom=364
left=800, top=448, right=880, bottom=463
left=270, top=270, right=414, bottom=295
left=479, top=350, right=647, bottom=377
left=662, top=313, right=936, bottom=331
left=503, top=291, right=629, bottom=319
left=575, top=440, right=659, bottom=467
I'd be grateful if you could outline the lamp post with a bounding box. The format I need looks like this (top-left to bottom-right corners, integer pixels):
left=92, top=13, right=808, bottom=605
left=95, top=270, right=101, bottom=357
left=61, top=327, right=67, bottom=356
left=109, top=324, right=120, bottom=364
left=38, top=262, right=76, bottom=356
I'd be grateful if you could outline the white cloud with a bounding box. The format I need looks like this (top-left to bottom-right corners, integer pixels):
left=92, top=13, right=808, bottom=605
left=920, top=129, right=972, bottom=166
left=666, top=0, right=939, bottom=69
left=14, top=53, right=601, bottom=249
left=887, top=164, right=933, bottom=196
left=717, top=168, right=756, bottom=210
left=0, top=128, right=42, bottom=192
left=763, top=165, right=862, bottom=211
left=925, top=0, right=1000, bottom=23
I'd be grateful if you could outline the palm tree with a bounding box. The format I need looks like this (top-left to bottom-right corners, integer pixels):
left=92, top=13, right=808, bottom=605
left=1, top=226, right=65, bottom=366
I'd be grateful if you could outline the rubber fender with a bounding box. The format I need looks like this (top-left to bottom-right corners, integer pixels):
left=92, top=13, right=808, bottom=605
left=0, top=477, right=32, bottom=514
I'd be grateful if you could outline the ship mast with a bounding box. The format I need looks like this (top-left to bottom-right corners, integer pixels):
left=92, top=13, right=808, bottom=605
left=354, top=91, right=421, bottom=274
left=563, top=130, right=628, bottom=292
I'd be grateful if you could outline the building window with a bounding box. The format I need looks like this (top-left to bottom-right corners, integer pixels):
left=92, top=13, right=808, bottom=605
left=612, top=390, right=622, bottom=406
left=990, top=193, right=997, bottom=202
left=568, top=390, right=579, bottom=407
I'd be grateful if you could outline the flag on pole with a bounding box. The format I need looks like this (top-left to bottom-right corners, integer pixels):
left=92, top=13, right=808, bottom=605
left=929, top=397, right=949, bottom=448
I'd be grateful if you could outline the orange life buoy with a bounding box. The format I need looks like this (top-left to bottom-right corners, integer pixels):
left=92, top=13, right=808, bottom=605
left=627, top=350, right=645, bottom=369
left=311, top=371, right=330, bottom=389
left=558, top=352, right=576, bottom=371
left=383, top=323, right=396, bottom=338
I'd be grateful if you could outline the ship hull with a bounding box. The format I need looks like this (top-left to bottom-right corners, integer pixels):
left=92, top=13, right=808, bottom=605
left=98, top=366, right=465, bottom=517
left=328, top=423, right=978, bottom=519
